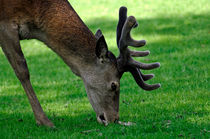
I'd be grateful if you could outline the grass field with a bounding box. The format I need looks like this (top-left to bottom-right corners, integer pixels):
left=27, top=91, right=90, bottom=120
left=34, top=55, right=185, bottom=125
left=0, top=0, right=209, bottom=138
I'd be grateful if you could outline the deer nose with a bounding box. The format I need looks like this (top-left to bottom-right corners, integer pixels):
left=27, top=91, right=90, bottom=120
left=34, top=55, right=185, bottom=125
left=111, top=81, right=119, bottom=91
left=97, top=112, right=119, bottom=125
left=97, top=113, right=108, bottom=126
left=107, top=112, right=119, bottom=123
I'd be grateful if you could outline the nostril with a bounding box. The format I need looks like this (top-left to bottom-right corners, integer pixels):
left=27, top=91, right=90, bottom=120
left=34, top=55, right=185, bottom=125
left=99, top=114, right=106, bottom=121
left=111, top=82, right=117, bottom=91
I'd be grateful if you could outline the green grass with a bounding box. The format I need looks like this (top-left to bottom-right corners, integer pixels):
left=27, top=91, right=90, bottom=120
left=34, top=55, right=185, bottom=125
left=0, top=0, right=209, bottom=138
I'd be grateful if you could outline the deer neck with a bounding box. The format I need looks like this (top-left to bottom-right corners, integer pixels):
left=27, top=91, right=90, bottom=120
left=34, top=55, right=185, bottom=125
left=42, top=13, right=97, bottom=77
left=14, top=0, right=97, bottom=77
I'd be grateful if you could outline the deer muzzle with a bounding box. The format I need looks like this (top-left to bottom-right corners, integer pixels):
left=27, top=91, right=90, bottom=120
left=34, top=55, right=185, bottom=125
left=97, top=112, right=119, bottom=126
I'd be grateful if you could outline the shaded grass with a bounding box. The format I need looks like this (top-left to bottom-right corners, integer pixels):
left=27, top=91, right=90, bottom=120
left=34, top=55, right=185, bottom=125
left=0, top=0, right=210, bottom=138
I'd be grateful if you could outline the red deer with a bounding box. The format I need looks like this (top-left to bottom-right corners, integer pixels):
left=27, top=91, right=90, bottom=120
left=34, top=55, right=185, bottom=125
left=0, top=0, right=160, bottom=127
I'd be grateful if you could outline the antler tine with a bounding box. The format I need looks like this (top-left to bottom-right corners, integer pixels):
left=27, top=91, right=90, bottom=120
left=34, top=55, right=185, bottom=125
left=130, top=50, right=150, bottom=57
left=141, top=73, right=155, bottom=81
left=130, top=59, right=160, bottom=70
left=117, top=6, right=127, bottom=47
left=129, top=67, right=161, bottom=91
left=119, top=16, right=146, bottom=50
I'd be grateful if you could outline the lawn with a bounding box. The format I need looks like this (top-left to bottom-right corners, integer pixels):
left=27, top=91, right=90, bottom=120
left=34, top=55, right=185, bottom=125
left=0, top=0, right=209, bottom=138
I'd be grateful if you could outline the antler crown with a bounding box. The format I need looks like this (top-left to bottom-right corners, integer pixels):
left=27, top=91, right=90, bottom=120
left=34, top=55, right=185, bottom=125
left=116, top=6, right=161, bottom=91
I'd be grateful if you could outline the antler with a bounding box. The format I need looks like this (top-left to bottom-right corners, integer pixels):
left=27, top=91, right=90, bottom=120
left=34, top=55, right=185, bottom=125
left=116, top=7, right=161, bottom=91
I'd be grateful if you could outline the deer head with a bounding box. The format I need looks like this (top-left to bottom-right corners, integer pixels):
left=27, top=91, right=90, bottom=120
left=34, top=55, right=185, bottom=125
left=82, top=7, right=161, bottom=125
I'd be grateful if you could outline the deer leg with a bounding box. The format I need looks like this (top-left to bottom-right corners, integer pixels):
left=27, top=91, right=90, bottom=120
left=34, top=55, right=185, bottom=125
left=0, top=22, right=54, bottom=127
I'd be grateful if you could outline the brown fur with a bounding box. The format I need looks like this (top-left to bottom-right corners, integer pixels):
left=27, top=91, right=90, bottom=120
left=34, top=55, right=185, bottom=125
left=0, top=0, right=120, bottom=127
left=1, top=0, right=96, bottom=61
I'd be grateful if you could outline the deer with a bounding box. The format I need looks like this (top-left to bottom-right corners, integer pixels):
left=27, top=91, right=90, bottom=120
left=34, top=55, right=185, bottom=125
left=0, top=0, right=161, bottom=127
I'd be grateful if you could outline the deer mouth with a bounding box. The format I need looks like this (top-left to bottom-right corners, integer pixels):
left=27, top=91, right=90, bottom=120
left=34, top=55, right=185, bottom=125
left=97, top=113, right=109, bottom=126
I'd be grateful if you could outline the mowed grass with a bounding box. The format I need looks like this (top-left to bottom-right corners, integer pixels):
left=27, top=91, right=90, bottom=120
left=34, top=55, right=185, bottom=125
left=0, top=0, right=209, bottom=138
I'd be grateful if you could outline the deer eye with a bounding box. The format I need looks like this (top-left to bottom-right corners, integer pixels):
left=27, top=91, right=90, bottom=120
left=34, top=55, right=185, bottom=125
left=111, top=82, right=117, bottom=91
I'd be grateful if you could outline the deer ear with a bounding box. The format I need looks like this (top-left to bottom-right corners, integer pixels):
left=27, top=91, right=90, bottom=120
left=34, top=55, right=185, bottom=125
left=95, top=35, right=108, bottom=60
left=95, top=29, right=102, bottom=40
